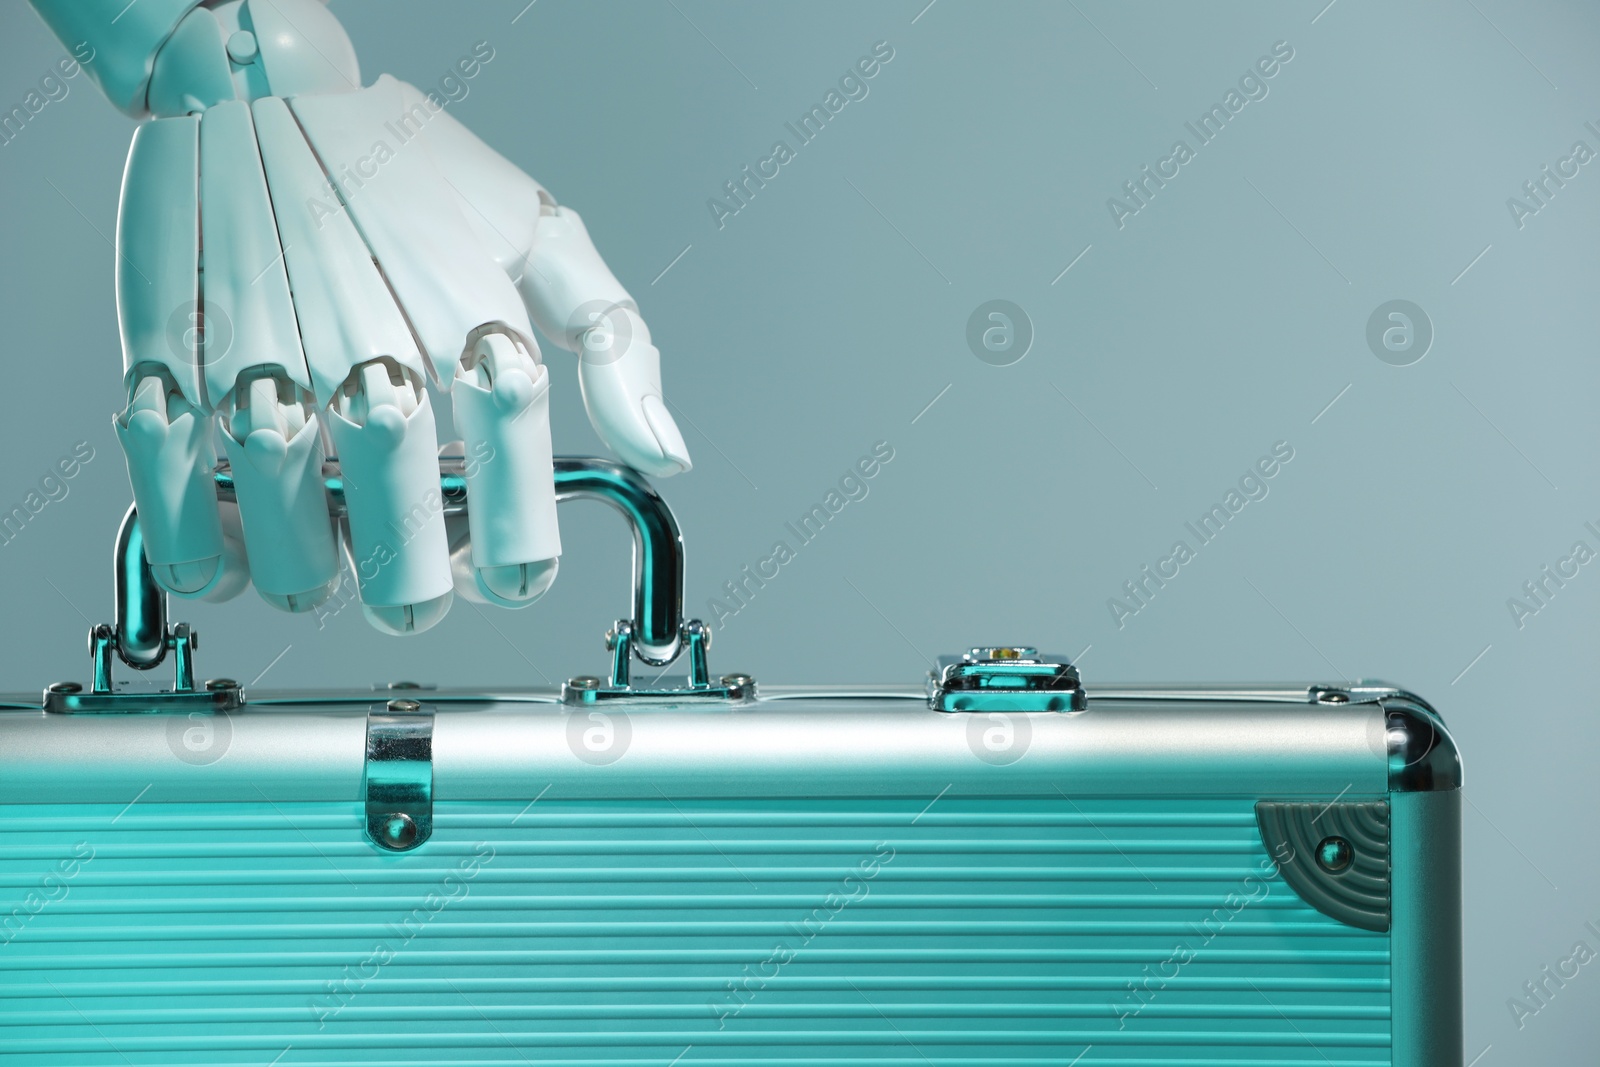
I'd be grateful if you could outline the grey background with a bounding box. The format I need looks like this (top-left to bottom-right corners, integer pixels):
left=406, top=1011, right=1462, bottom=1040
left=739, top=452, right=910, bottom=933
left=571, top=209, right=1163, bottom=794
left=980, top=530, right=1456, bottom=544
left=2, top=0, right=1598, bottom=1059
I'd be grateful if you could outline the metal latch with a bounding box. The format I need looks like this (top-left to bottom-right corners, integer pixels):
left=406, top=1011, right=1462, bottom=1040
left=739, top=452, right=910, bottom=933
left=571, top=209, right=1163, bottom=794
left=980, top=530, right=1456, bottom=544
left=365, top=698, right=434, bottom=852
left=928, top=646, right=1087, bottom=712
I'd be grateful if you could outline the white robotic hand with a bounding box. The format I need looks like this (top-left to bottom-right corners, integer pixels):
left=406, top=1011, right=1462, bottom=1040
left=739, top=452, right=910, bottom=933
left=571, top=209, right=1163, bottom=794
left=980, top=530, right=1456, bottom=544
left=30, top=0, right=691, bottom=634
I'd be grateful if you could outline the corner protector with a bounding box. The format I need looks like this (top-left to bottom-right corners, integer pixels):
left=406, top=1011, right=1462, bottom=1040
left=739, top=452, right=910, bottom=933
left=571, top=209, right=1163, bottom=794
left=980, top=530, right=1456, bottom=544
left=1379, top=689, right=1461, bottom=793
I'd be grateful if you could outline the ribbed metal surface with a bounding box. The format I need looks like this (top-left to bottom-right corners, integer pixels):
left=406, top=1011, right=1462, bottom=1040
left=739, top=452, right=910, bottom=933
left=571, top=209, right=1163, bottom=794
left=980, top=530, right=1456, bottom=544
left=0, top=798, right=1389, bottom=1064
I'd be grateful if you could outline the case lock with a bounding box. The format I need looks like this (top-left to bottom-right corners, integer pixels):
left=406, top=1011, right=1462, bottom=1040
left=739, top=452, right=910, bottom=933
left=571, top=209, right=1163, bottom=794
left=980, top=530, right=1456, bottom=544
left=928, top=646, right=1087, bottom=713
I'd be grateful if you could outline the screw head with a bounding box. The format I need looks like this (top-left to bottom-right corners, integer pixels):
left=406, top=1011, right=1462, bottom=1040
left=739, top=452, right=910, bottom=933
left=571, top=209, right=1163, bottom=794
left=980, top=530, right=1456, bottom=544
left=387, top=681, right=423, bottom=690
left=386, top=698, right=422, bottom=714
left=48, top=681, right=81, bottom=694
left=1316, top=836, right=1354, bottom=873
left=205, top=678, right=238, bottom=692
left=379, top=813, right=418, bottom=849
left=568, top=676, right=602, bottom=691
left=720, top=673, right=753, bottom=689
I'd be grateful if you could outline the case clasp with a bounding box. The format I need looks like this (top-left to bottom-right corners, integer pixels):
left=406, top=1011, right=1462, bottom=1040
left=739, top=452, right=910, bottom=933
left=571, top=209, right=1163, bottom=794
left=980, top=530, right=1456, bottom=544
left=929, top=646, right=1087, bottom=713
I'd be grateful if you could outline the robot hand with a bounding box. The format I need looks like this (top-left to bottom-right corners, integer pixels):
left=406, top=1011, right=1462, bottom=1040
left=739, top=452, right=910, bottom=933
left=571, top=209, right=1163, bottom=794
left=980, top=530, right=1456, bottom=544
left=29, top=0, right=691, bottom=634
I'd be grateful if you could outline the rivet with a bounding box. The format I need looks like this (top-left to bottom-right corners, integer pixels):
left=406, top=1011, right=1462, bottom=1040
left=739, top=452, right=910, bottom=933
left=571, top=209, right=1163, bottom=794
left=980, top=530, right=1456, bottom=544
left=386, top=698, right=422, bottom=714
left=226, top=30, right=259, bottom=65
left=1316, top=835, right=1353, bottom=873
left=380, top=813, right=417, bottom=849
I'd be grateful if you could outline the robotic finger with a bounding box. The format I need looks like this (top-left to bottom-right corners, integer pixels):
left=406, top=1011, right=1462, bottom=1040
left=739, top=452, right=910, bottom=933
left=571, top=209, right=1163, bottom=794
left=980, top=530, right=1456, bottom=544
left=520, top=208, right=691, bottom=478
left=218, top=374, right=339, bottom=613
left=327, top=360, right=453, bottom=636
left=410, top=98, right=693, bottom=479
left=114, top=114, right=246, bottom=601
left=116, top=370, right=247, bottom=601
left=449, top=329, right=561, bottom=608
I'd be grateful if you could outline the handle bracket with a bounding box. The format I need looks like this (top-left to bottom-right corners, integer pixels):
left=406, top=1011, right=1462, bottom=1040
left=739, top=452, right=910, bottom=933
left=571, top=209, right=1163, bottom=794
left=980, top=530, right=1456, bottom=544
left=562, top=618, right=753, bottom=705
left=44, top=505, right=244, bottom=714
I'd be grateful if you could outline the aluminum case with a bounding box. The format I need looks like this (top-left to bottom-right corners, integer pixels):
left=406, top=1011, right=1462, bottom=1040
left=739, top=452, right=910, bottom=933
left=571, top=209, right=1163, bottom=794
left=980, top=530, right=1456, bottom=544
left=0, top=460, right=1462, bottom=1066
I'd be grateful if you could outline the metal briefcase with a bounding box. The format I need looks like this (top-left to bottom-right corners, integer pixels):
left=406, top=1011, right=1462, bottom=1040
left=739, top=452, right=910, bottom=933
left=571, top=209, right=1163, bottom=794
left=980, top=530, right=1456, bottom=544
left=0, top=457, right=1462, bottom=1066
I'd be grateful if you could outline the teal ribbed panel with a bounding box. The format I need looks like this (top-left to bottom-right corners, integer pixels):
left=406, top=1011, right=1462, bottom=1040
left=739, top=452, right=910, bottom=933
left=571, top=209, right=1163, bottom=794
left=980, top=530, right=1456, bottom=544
left=0, top=797, right=1389, bottom=1064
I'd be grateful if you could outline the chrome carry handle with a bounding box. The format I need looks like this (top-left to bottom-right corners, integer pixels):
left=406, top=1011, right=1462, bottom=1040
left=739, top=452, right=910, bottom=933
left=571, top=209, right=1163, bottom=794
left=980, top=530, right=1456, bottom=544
left=114, top=456, right=687, bottom=673
left=55, top=457, right=739, bottom=847
left=47, top=454, right=751, bottom=713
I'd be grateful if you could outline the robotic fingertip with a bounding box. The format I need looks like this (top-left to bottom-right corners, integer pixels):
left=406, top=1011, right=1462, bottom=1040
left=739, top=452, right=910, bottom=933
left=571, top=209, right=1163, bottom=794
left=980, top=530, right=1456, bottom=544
left=154, top=558, right=225, bottom=597
left=152, top=535, right=250, bottom=603
left=465, top=558, right=559, bottom=609
left=257, top=579, right=338, bottom=615
left=640, top=395, right=692, bottom=476
left=361, top=591, right=454, bottom=636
